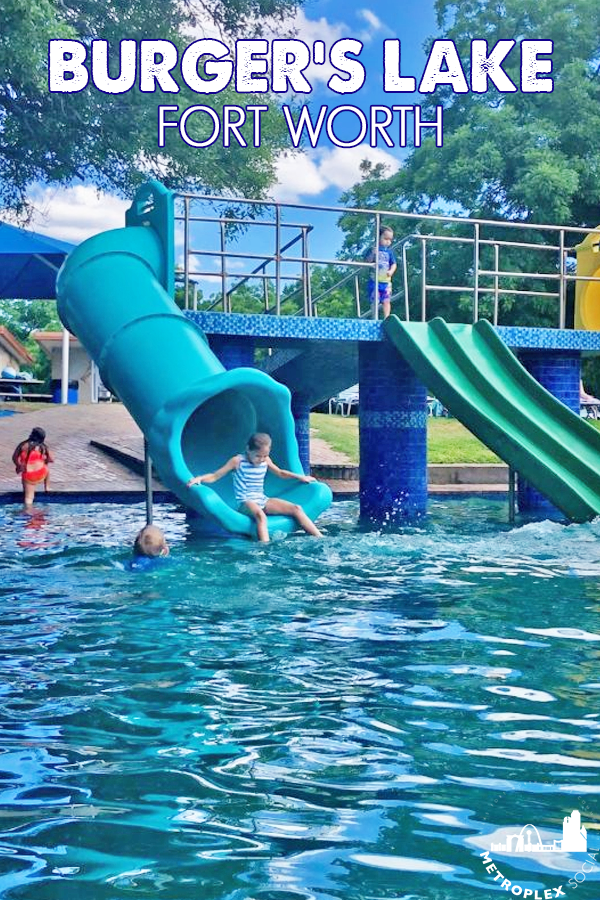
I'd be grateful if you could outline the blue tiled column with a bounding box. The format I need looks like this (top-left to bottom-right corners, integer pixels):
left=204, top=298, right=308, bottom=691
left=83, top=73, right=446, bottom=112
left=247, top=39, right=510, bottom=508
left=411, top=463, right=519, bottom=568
left=358, top=341, right=428, bottom=522
left=208, top=336, right=255, bottom=370
left=291, top=393, right=311, bottom=474
left=518, top=350, right=581, bottom=512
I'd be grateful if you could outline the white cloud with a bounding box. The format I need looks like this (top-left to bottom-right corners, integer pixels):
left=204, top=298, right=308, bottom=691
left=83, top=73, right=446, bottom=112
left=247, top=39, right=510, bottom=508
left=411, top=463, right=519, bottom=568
left=271, top=151, right=327, bottom=202
left=24, top=185, right=130, bottom=245
left=356, top=8, right=391, bottom=39
left=271, top=146, right=400, bottom=203
left=197, top=274, right=223, bottom=284
left=358, top=8, right=382, bottom=30
left=265, top=8, right=389, bottom=87
left=184, top=8, right=385, bottom=89
left=274, top=11, right=350, bottom=86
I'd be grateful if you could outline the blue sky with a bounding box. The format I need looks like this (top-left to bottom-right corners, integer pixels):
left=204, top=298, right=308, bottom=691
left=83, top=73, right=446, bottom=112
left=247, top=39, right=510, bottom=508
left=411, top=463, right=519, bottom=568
left=25, top=0, right=439, bottom=297
left=269, top=0, right=439, bottom=204
left=183, top=0, right=439, bottom=297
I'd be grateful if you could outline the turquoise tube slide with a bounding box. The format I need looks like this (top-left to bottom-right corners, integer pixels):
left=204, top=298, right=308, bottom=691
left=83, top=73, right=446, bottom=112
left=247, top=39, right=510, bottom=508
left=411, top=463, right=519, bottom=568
left=385, top=315, right=600, bottom=523
left=56, top=184, right=332, bottom=537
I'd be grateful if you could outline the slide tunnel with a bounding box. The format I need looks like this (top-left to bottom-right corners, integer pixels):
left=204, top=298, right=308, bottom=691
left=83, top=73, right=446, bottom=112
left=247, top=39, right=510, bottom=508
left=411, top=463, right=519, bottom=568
left=56, top=182, right=332, bottom=537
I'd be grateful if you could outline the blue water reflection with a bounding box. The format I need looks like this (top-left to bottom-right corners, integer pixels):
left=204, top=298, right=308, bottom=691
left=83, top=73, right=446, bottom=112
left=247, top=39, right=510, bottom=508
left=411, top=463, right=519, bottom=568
left=0, top=498, right=599, bottom=899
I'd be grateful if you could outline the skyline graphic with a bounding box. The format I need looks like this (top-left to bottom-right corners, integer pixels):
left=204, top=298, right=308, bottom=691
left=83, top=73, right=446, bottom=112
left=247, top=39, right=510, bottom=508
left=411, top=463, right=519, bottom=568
left=491, top=810, right=587, bottom=854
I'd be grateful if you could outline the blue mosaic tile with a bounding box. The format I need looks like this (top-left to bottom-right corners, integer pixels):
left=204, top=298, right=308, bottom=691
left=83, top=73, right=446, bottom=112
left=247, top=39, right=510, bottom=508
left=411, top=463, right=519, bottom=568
left=360, top=410, right=428, bottom=429
left=358, top=341, right=428, bottom=520
left=497, top=326, right=600, bottom=351
left=190, top=312, right=600, bottom=353
left=293, top=418, right=310, bottom=435
left=208, top=334, right=255, bottom=368
left=517, top=349, right=581, bottom=513
left=188, top=312, right=382, bottom=342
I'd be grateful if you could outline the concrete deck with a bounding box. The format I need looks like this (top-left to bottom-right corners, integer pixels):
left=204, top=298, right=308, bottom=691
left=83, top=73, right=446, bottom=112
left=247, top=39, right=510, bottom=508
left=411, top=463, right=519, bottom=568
left=0, top=403, right=507, bottom=502
left=0, top=404, right=163, bottom=501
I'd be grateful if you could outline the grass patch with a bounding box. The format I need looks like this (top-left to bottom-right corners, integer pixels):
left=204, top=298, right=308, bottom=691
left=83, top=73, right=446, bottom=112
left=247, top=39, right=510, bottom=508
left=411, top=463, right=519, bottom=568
left=311, top=412, right=358, bottom=460
left=427, top=418, right=501, bottom=464
left=310, top=413, right=501, bottom=464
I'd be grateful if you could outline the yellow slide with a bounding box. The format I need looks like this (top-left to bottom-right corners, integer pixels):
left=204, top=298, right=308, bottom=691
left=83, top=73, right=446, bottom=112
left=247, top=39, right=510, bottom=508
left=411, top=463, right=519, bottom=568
left=575, top=229, right=600, bottom=330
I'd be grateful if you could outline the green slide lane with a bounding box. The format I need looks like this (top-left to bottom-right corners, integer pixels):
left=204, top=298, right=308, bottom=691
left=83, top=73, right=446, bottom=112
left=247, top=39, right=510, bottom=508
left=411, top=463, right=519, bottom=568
left=385, top=315, right=600, bottom=522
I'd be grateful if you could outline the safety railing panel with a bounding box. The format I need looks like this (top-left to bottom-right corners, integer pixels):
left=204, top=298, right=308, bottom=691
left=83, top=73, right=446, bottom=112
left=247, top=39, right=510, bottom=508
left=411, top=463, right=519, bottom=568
left=174, top=191, right=600, bottom=327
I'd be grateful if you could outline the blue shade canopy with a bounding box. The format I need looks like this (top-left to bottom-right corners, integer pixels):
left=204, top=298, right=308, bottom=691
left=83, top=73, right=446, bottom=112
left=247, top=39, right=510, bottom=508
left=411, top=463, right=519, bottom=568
left=0, top=222, right=75, bottom=299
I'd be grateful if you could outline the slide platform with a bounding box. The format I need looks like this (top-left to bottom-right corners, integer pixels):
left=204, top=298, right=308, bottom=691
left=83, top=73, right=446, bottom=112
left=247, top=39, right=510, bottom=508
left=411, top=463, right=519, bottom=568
left=56, top=183, right=332, bottom=537
left=385, top=315, right=600, bottom=522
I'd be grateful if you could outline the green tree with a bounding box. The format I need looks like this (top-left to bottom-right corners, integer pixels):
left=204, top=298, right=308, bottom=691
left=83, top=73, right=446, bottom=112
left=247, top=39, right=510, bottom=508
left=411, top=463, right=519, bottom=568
left=357, top=0, right=600, bottom=226
left=202, top=264, right=359, bottom=317
left=0, top=298, right=62, bottom=377
left=339, top=1, right=600, bottom=325
left=410, top=0, right=600, bottom=225
left=299, top=264, right=359, bottom=317
left=0, top=0, right=301, bottom=217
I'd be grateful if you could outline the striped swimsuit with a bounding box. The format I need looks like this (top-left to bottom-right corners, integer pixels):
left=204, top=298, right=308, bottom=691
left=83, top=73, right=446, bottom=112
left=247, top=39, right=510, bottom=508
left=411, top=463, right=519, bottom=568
left=233, top=456, right=268, bottom=509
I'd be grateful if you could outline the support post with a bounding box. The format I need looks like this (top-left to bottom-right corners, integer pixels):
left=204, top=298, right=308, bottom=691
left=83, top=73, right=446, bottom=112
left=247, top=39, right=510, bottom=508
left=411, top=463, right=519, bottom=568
left=358, top=341, right=428, bottom=522
left=144, top=438, right=153, bottom=525
left=518, top=349, right=581, bottom=513
left=291, top=393, right=311, bottom=474
left=508, top=466, right=516, bottom=524
left=208, top=336, right=255, bottom=370
left=373, top=212, right=381, bottom=321
left=61, top=326, right=70, bottom=404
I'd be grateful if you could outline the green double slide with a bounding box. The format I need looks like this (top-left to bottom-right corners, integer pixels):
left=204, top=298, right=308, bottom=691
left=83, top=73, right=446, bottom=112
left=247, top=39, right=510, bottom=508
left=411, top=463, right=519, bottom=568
left=385, top=315, right=600, bottom=522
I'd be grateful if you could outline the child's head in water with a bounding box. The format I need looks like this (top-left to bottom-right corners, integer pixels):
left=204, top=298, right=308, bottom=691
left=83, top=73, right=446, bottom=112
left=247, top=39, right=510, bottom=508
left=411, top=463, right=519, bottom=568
left=133, top=525, right=169, bottom=558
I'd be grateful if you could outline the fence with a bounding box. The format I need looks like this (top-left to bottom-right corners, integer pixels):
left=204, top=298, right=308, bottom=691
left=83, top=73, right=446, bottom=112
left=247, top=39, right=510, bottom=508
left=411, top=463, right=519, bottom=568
left=175, top=191, right=600, bottom=327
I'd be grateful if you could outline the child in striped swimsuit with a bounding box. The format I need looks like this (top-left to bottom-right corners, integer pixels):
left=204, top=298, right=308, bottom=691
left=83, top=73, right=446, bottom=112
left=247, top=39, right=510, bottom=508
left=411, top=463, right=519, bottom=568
left=187, top=432, right=323, bottom=542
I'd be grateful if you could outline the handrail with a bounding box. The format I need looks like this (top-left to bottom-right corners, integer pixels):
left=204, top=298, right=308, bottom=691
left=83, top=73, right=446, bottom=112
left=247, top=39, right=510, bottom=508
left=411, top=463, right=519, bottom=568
left=175, top=190, right=600, bottom=326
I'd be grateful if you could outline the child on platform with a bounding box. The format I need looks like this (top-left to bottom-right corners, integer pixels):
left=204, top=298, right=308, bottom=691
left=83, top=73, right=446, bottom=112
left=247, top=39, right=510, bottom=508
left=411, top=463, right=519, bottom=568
left=186, top=432, right=323, bottom=542
left=366, top=225, right=397, bottom=319
left=12, top=427, right=54, bottom=507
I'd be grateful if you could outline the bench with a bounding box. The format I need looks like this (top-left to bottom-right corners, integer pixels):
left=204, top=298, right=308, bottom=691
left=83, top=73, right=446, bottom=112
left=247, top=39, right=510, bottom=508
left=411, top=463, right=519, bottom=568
left=581, top=401, right=600, bottom=420
left=0, top=392, right=53, bottom=401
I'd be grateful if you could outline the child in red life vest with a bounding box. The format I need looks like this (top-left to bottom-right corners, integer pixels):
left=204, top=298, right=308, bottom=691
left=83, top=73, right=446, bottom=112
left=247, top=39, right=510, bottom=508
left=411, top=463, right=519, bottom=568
left=12, top=427, right=54, bottom=506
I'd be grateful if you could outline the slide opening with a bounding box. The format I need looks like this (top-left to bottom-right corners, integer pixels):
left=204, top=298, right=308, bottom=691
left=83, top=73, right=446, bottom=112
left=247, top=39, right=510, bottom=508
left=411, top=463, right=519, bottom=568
left=182, top=389, right=257, bottom=507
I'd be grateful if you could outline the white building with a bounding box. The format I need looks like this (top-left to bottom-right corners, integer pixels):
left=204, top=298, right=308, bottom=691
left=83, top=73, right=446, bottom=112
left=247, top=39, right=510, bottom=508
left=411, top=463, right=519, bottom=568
left=0, top=326, right=33, bottom=376
left=562, top=810, right=587, bottom=852
left=32, top=331, right=108, bottom=404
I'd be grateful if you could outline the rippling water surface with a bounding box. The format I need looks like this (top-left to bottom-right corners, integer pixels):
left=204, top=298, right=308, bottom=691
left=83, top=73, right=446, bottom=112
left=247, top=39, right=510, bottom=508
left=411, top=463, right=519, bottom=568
left=1, top=498, right=600, bottom=899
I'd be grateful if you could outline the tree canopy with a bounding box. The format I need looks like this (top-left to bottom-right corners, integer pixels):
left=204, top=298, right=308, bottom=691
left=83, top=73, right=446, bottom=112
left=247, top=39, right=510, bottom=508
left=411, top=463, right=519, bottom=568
left=343, top=0, right=600, bottom=228
left=0, top=298, right=61, bottom=377
left=338, top=0, right=600, bottom=326
left=0, top=0, right=301, bottom=216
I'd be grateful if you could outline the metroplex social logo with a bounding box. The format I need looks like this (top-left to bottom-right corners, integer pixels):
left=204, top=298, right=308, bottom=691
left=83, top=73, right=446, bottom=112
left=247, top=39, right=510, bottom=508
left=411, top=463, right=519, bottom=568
left=480, top=810, right=598, bottom=896
left=493, top=809, right=587, bottom=854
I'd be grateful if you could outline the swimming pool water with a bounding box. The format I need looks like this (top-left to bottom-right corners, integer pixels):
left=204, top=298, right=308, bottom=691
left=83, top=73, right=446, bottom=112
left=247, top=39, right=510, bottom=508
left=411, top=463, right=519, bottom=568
left=0, top=498, right=599, bottom=899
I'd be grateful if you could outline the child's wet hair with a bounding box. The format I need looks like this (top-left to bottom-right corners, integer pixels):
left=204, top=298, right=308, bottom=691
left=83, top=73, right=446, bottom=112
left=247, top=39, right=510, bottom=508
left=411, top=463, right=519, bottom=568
left=379, top=225, right=393, bottom=239
left=133, top=525, right=168, bottom=558
left=247, top=432, right=272, bottom=451
left=29, top=427, right=46, bottom=443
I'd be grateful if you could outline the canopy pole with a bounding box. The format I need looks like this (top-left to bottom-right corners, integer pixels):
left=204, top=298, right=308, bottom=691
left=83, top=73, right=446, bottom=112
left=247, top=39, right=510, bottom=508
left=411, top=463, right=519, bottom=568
left=144, top=438, right=153, bottom=525
left=61, top=327, right=70, bottom=404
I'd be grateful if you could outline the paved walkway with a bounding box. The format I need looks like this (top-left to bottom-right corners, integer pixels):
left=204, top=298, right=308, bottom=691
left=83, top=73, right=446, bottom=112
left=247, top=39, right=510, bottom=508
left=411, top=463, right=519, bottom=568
left=0, top=404, right=355, bottom=497
left=0, top=404, right=506, bottom=500
left=0, top=404, right=148, bottom=494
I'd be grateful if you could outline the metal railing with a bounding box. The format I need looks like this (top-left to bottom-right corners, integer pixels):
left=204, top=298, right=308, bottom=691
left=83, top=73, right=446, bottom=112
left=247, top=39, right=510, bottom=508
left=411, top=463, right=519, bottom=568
left=175, top=191, right=600, bottom=327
